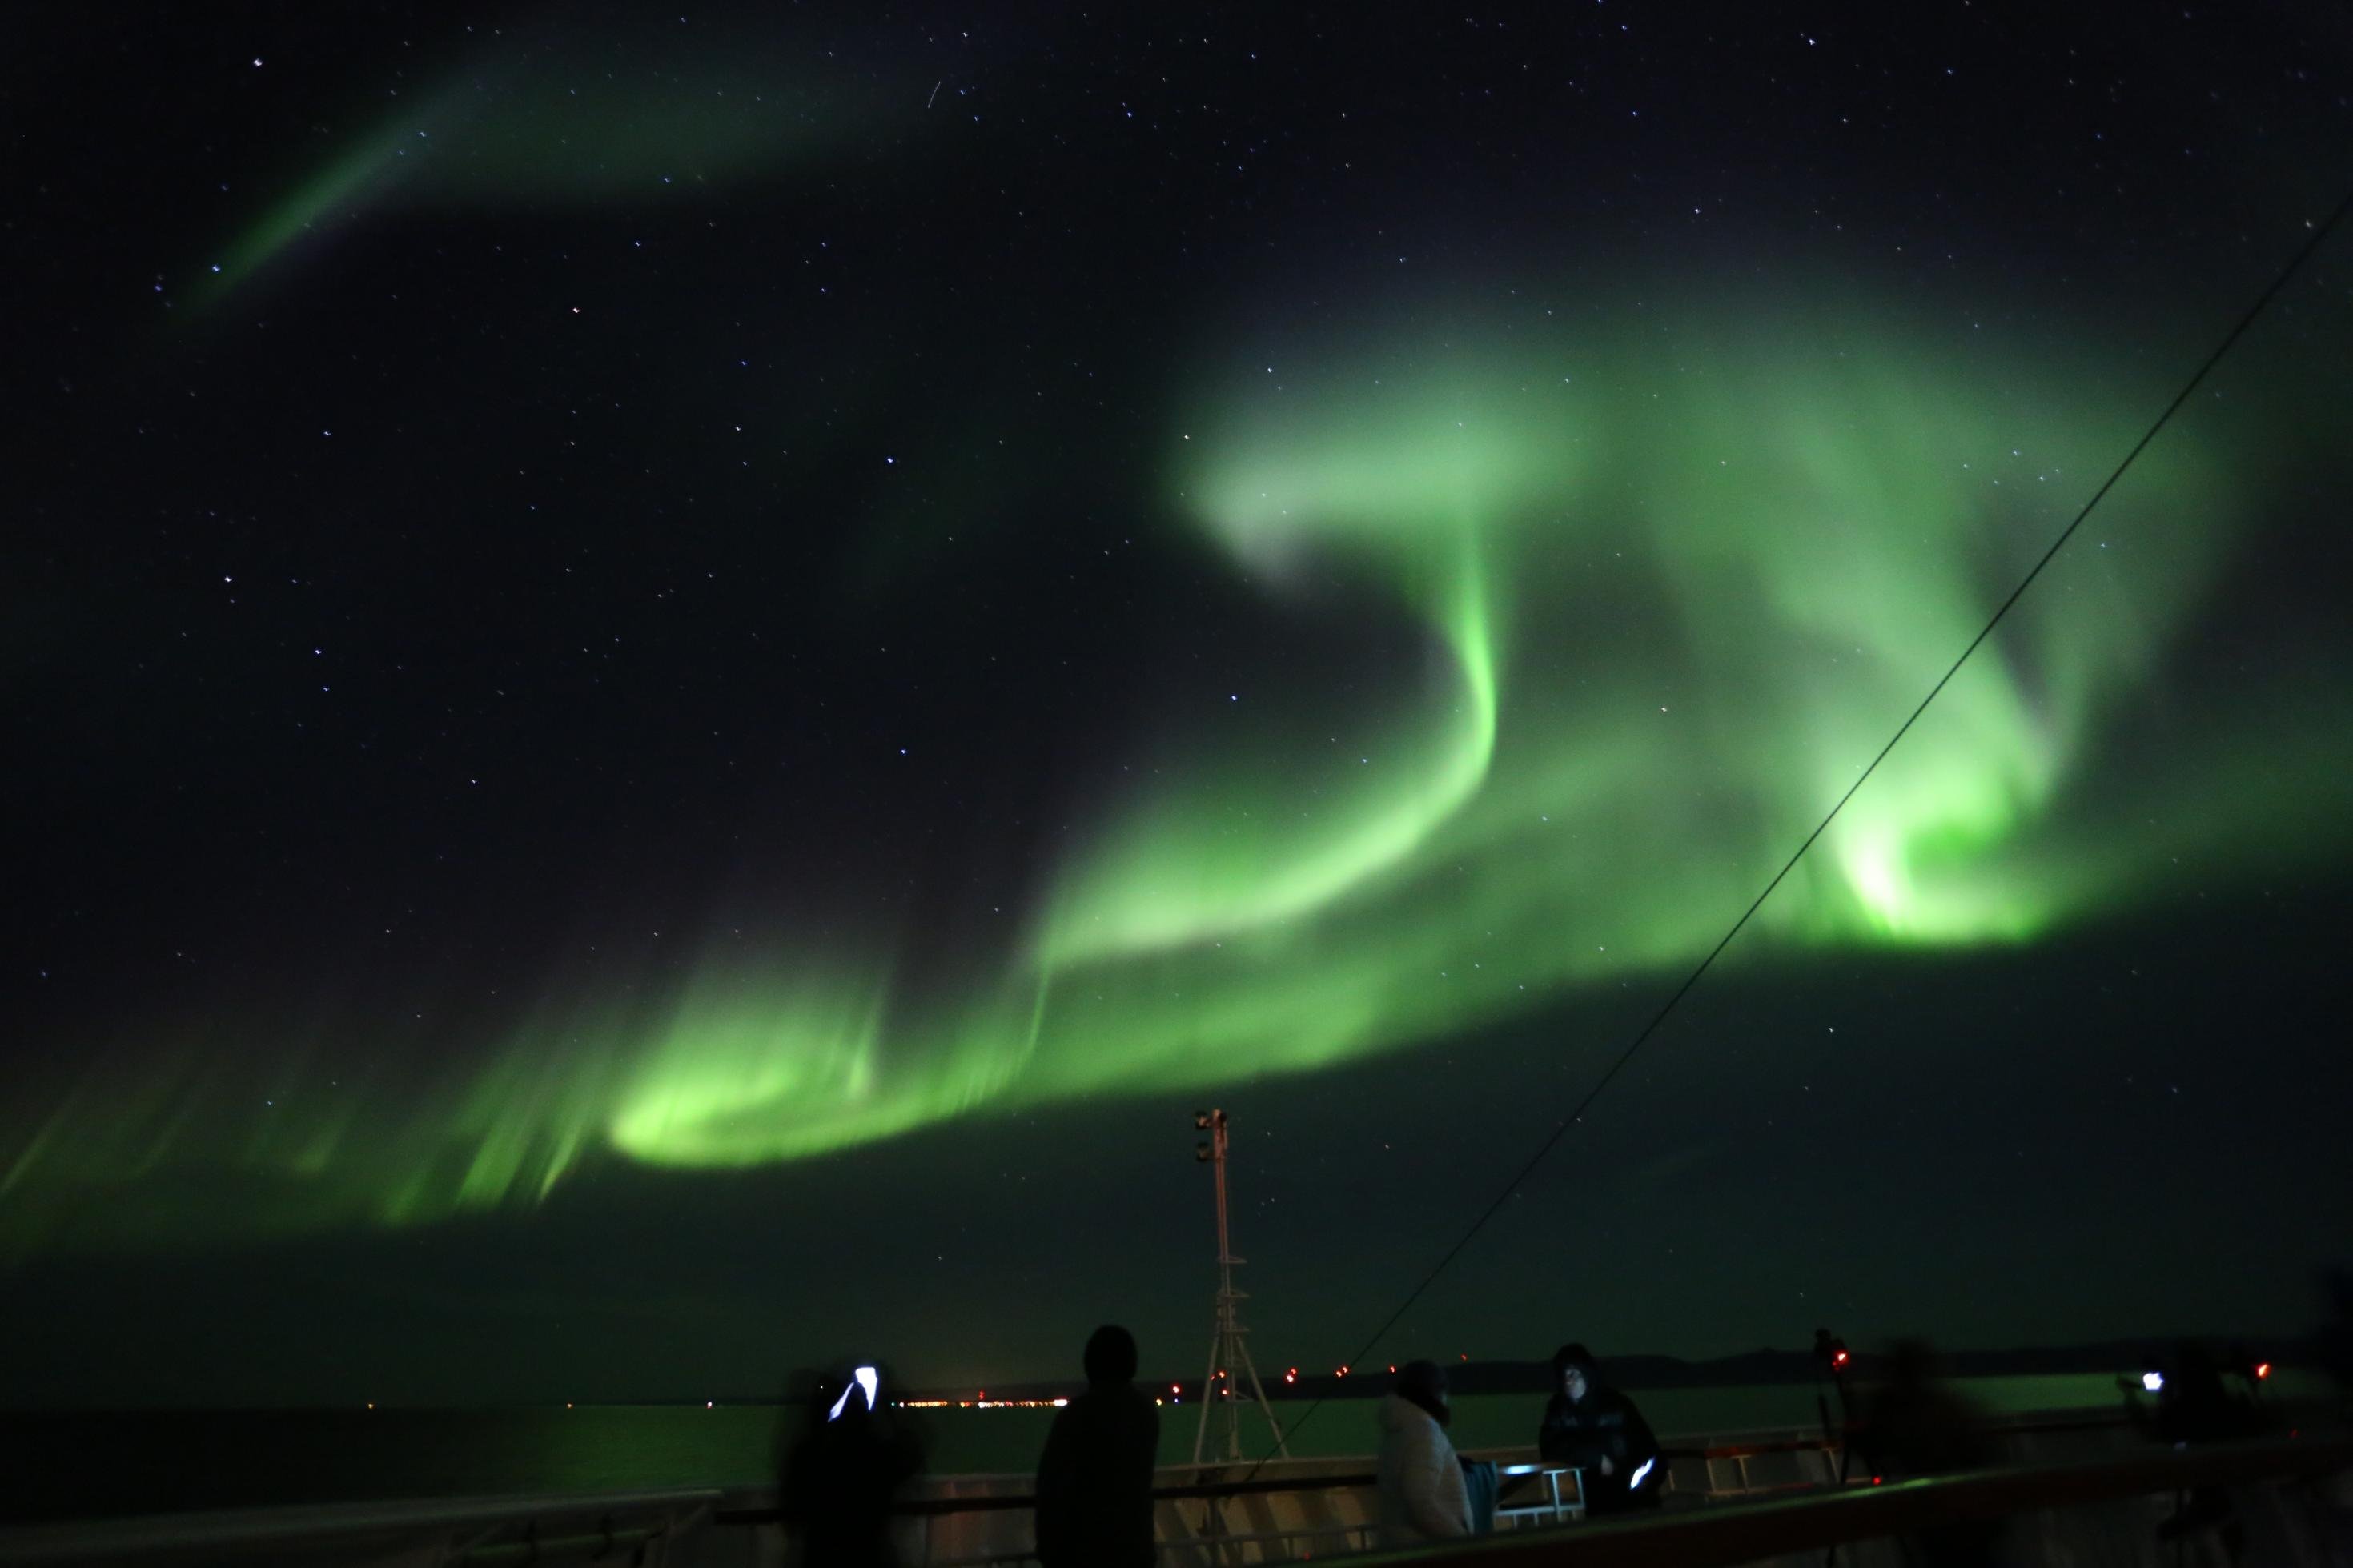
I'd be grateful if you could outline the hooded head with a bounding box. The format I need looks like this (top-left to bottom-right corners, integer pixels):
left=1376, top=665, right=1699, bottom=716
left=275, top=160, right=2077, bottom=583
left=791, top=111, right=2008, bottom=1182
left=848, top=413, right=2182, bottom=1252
left=1392, top=1359, right=1451, bottom=1426
left=2168, top=1342, right=2228, bottom=1406
left=1083, top=1324, right=1139, bottom=1386
left=1883, top=1337, right=1941, bottom=1391
left=1552, top=1342, right=1599, bottom=1404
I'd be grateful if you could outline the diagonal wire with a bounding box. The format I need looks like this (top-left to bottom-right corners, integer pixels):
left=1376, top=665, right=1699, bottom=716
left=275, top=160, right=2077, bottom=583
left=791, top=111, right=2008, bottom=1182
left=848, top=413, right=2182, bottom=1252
left=1227, top=188, right=2353, bottom=1480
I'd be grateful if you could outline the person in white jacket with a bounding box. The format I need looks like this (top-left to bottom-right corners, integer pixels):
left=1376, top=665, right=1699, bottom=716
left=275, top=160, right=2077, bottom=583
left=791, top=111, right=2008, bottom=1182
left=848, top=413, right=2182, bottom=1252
left=1377, top=1360, right=1471, bottom=1548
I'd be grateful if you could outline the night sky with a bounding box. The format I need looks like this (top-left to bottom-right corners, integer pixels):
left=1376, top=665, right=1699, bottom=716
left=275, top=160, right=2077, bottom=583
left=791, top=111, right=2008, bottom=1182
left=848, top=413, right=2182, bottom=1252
left=5, top=2, right=2351, bottom=1409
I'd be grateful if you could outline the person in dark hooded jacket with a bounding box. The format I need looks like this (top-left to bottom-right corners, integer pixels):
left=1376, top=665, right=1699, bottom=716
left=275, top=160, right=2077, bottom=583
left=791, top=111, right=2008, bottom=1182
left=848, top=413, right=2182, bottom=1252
left=1536, top=1343, right=1661, bottom=1517
left=1034, top=1325, right=1160, bottom=1568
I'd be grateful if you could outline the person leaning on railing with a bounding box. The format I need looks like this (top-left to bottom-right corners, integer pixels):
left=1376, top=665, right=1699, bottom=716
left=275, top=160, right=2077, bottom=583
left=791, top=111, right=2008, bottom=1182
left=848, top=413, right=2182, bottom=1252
left=1379, top=1361, right=1473, bottom=1546
left=1855, top=1339, right=2000, bottom=1568
left=1034, top=1325, right=1158, bottom=1568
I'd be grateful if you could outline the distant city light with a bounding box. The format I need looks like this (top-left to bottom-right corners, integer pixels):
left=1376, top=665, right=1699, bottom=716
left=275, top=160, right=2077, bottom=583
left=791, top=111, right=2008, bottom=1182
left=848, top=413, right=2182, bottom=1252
left=901, top=1394, right=1071, bottom=1410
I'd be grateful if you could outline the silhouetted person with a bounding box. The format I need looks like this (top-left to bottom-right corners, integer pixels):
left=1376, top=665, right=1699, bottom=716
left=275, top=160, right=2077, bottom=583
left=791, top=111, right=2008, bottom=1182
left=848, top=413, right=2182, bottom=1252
left=2307, top=1272, right=2353, bottom=1558
left=2144, top=1344, right=2256, bottom=1448
left=1857, top=1340, right=1998, bottom=1568
left=2311, top=1268, right=2353, bottom=1398
left=1537, top=1343, right=1661, bottom=1517
left=1378, top=1360, right=1470, bottom=1546
left=780, top=1365, right=924, bottom=1568
left=2131, top=1343, right=2257, bottom=1562
left=1034, top=1325, right=1159, bottom=1568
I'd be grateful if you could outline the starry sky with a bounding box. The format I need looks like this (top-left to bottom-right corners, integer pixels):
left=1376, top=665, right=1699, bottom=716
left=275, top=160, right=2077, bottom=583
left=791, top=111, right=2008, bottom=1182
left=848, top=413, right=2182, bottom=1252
left=5, top=1, right=2351, bottom=1407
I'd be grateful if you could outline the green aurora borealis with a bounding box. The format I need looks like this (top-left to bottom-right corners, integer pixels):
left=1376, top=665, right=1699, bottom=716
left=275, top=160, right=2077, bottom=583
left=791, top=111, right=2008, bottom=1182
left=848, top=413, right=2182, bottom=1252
left=6, top=282, right=2344, bottom=1258
left=189, top=33, right=880, bottom=312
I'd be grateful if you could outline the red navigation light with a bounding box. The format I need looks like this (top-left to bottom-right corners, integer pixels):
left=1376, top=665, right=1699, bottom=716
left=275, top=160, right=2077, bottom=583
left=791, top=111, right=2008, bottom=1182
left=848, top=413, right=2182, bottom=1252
left=1460, top=1353, right=1468, bottom=1361
left=1832, top=1349, right=1851, bottom=1369
left=2255, top=1361, right=2272, bottom=1380
left=1171, top=1384, right=1182, bottom=1394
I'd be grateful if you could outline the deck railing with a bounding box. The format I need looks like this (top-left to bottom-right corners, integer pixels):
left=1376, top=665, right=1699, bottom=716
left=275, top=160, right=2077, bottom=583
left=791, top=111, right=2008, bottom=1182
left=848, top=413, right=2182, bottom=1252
left=3, top=1410, right=2346, bottom=1566
left=0, top=1486, right=723, bottom=1565
left=1386, top=1429, right=2353, bottom=1566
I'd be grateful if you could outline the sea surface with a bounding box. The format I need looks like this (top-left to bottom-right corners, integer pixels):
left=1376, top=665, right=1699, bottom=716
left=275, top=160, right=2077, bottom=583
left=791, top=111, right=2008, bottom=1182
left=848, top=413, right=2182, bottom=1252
left=7, top=1372, right=2296, bottom=1526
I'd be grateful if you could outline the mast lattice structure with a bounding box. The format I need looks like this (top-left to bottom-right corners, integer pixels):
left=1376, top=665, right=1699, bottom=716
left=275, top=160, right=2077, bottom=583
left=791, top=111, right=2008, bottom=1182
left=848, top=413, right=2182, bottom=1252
left=1191, top=1108, right=1290, bottom=1466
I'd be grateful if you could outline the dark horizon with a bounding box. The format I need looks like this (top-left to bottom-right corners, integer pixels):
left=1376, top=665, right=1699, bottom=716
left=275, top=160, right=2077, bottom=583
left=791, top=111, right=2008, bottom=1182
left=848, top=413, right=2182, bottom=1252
left=2, top=1329, right=2322, bottom=1415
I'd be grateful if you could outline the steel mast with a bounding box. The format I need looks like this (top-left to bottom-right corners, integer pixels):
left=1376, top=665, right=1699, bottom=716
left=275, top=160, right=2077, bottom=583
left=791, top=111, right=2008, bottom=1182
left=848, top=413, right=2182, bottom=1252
left=1191, top=1108, right=1289, bottom=1465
